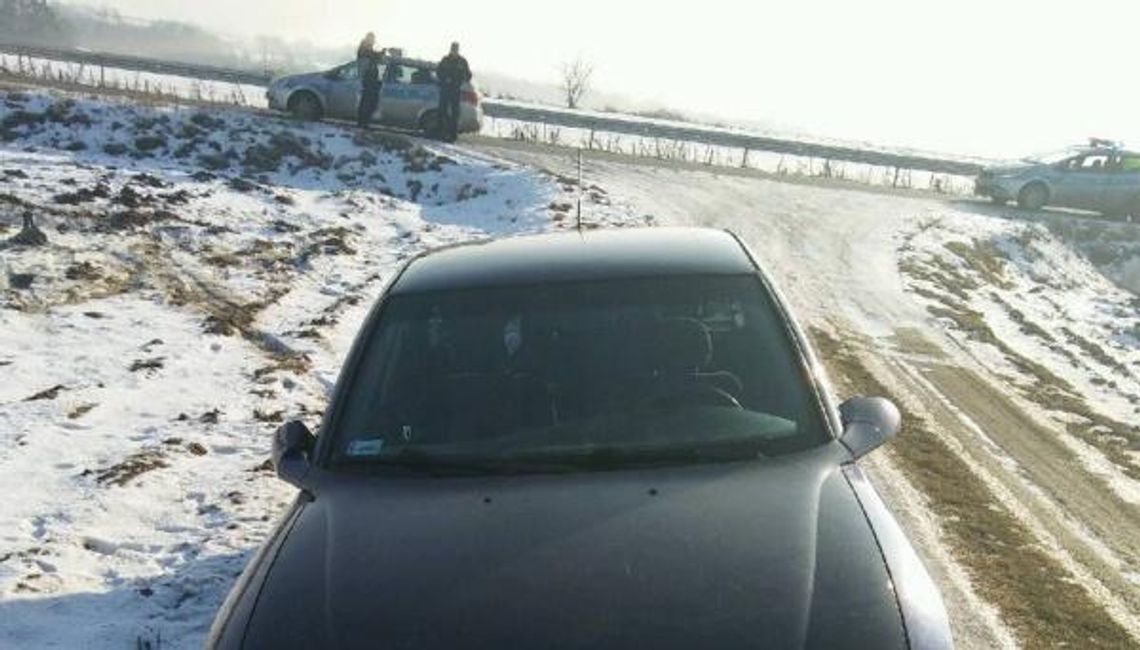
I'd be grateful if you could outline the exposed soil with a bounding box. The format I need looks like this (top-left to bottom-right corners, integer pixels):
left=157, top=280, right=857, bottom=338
left=94, top=449, right=169, bottom=487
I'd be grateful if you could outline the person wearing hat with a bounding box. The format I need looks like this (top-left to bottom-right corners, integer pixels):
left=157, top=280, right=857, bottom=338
left=436, top=42, right=472, bottom=142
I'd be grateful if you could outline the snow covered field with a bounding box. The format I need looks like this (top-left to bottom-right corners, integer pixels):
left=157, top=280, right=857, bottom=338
left=5, top=84, right=1140, bottom=649
left=0, top=89, right=638, bottom=648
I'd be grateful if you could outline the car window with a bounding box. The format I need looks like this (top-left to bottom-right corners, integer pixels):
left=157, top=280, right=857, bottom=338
left=333, top=62, right=359, bottom=81
left=384, top=64, right=437, bottom=85
left=1075, top=154, right=1110, bottom=171
left=331, top=276, right=830, bottom=470
left=410, top=66, right=437, bottom=85
left=384, top=63, right=405, bottom=83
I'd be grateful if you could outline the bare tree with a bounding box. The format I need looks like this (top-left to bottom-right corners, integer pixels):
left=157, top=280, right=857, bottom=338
left=0, top=0, right=70, bottom=43
left=559, top=57, right=594, bottom=110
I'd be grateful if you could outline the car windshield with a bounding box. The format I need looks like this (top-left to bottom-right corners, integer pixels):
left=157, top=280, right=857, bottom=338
left=1022, top=147, right=1083, bottom=164
left=331, top=275, right=829, bottom=472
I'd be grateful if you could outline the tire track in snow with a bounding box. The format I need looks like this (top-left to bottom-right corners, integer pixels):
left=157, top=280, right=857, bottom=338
left=468, top=144, right=1140, bottom=647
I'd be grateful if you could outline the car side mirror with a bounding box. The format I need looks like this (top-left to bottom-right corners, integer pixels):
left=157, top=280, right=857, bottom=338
left=839, top=397, right=901, bottom=459
left=272, top=420, right=316, bottom=489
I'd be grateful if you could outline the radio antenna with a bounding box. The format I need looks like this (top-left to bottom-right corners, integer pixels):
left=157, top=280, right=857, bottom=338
left=576, top=147, right=583, bottom=233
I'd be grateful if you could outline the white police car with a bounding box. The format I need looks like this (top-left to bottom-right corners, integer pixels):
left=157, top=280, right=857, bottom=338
left=267, top=54, right=483, bottom=134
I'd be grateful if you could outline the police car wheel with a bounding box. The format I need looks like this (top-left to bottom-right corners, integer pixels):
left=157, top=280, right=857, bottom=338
left=289, top=93, right=322, bottom=121
left=1017, top=183, right=1048, bottom=211
left=418, top=110, right=441, bottom=136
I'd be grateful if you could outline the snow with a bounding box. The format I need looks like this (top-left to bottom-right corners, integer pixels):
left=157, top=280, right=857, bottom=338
left=0, top=89, right=639, bottom=648
left=0, top=296, right=283, bottom=647
left=861, top=452, right=1019, bottom=650
left=898, top=210, right=1140, bottom=481
left=4, top=82, right=1140, bottom=648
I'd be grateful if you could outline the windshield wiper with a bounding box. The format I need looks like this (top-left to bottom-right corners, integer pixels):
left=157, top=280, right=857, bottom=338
left=337, top=436, right=773, bottom=476
left=340, top=447, right=580, bottom=476
left=565, top=441, right=766, bottom=469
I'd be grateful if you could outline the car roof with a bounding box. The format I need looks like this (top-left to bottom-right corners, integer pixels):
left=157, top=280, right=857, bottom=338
left=321, top=56, right=435, bottom=72
left=383, top=57, right=436, bottom=69
left=1070, top=146, right=1140, bottom=157
left=390, top=227, right=757, bottom=295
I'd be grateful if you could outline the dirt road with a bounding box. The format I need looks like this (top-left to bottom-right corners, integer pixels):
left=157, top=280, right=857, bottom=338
left=470, top=141, right=1140, bottom=648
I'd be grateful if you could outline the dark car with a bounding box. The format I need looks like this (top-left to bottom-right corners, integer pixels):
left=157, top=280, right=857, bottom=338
left=208, top=227, right=953, bottom=649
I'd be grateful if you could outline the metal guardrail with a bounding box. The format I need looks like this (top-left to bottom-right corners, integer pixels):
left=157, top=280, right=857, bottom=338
left=481, top=103, right=986, bottom=176
left=0, top=41, right=987, bottom=177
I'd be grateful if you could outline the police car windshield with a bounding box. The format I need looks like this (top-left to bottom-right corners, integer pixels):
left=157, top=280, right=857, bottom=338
left=1023, top=148, right=1084, bottom=165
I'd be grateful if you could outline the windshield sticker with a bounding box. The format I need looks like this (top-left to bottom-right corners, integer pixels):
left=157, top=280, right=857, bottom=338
left=346, top=438, right=385, bottom=457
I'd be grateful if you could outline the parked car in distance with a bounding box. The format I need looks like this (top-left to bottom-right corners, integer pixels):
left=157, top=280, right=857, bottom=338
left=208, top=227, right=953, bottom=650
left=266, top=55, right=482, bottom=135
left=975, top=139, right=1140, bottom=219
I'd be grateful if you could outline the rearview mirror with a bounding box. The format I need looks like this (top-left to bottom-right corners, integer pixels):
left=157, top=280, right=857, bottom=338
left=272, top=420, right=316, bottom=489
left=839, top=397, right=901, bottom=459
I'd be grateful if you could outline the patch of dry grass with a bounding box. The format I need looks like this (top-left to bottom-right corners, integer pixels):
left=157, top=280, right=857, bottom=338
left=900, top=243, right=1140, bottom=477
left=93, top=449, right=169, bottom=487
left=944, top=239, right=1014, bottom=290
left=811, top=327, right=1135, bottom=649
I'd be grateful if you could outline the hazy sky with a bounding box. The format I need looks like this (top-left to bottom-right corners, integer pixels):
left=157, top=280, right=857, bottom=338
left=69, top=0, right=1140, bottom=157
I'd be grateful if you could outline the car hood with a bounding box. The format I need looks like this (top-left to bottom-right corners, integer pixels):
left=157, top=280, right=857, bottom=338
left=243, top=444, right=906, bottom=649
left=271, top=72, right=324, bottom=89
left=983, top=162, right=1038, bottom=176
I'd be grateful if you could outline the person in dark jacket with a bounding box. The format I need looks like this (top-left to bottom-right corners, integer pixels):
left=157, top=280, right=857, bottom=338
left=436, top=42, right=472, bottom=142
left=357, top=32, right=387, bottom=128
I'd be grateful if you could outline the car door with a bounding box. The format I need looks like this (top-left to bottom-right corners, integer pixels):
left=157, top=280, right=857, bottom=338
left=1103, top=154, right=1140, bottom=213
left=378, top=63, right=415, bottom=127
left=380, top=64, right=439, bottom=128
left=1050, top=153, right=1112, bottom=210
left=325, top=62, right=362, bottom=120
left=408, top=66, right=442, bottom=128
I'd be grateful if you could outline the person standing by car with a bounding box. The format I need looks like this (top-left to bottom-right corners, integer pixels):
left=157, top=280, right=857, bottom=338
left=436, top=42, right=471, bottom=142
left=356, top=33, right=387, bottom=128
